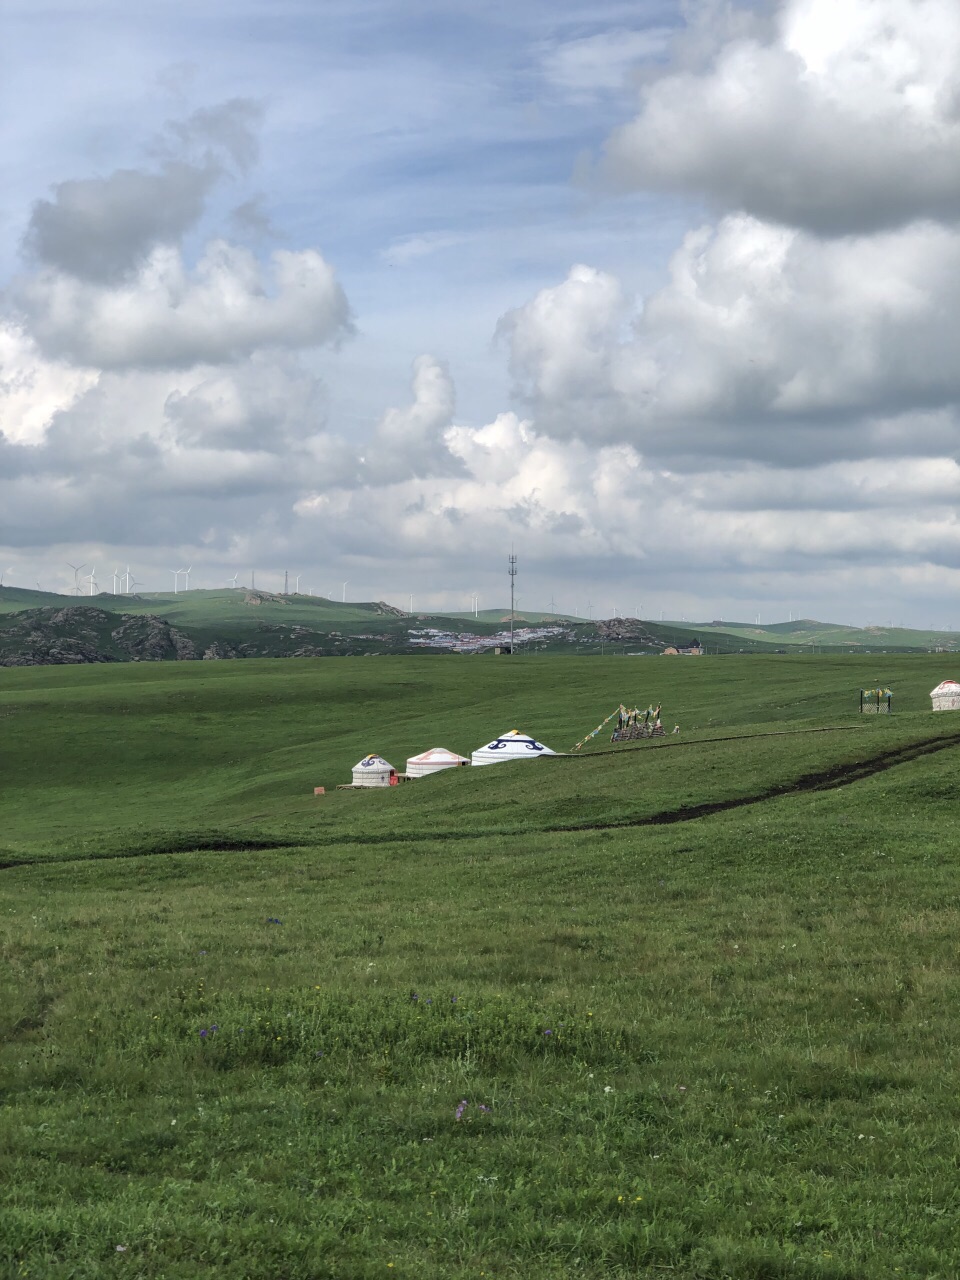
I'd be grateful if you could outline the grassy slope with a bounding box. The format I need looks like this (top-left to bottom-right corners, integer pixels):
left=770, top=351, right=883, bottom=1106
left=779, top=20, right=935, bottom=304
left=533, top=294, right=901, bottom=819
left=700, top=618, right=960, bottom=651
left=4, top=655, right=960, bottom=1277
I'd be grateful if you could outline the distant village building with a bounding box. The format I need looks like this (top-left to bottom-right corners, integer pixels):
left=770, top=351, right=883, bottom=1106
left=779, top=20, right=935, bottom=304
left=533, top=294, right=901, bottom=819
left=661, top=639, right=703, bottom=656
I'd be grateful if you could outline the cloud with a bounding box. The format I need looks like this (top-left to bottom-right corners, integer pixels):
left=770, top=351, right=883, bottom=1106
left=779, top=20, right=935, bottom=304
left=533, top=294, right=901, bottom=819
left=599, top=0, right=960, bottom=234
left=294, top=410, right=960, bottom=595
left=0, top=324, right=98, bottom=445
left=160, top=98, right=264, bottom=172
left=500, top=217, right=960, bottom=466
left=23, top=98, right=264, bottom=284
left=24, top=162, right=217, bottom=284
left=164, top=354, right=329, bottom=453
left=363, top=355, right=462, bottom=482
left=381, top=232, right=465, bottom=268
left=539, top=27, right=674, bottom=101
left=18, top=241, right=352, bottom=370
left=0, top=353, right=361, bottom=551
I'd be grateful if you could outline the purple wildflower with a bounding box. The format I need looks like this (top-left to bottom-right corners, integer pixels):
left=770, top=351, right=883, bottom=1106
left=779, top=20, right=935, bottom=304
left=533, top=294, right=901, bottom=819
left=425, top=999, right=432, bottom=1005
left=199, top=1029, right=208, bottom=1038
left=479, top=1105, right=491, bottom=1114
left=451, top=996, right=458, bottom=1003
left=210, top=1025, right=218, bottom=1033
left=455, top=1100, right=468, bottom=1121
left=543, top=1029, right=553, bottom=1036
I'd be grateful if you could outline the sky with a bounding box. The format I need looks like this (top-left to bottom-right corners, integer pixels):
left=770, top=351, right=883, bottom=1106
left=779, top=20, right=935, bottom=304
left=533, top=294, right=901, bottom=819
left=3, top=0, right=960, bottom=625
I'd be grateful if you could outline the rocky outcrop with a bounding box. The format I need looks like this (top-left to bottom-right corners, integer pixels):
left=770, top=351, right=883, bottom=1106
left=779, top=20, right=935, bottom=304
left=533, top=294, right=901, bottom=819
left=0, top=607, right=198, bottom=666
left=0, top=607, right=116, bottom=666
left=110, top=614, right=197, bottom=661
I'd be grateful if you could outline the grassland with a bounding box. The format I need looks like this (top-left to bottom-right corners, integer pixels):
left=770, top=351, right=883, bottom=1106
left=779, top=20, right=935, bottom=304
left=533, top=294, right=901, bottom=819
left=3, top=654, right=960, bottom=1278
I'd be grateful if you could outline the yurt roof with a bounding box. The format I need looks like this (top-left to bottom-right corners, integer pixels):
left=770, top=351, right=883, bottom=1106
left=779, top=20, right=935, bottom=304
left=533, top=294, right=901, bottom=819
left=406, top=747, right=469, bottom=765
left=472, top=730, right=556, bottom=757
left=353, top=754, right=395, bottom=770
left=931, top=680, right=960, bottom=695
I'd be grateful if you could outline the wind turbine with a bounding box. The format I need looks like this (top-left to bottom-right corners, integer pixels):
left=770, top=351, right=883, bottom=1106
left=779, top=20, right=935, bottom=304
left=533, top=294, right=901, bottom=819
left=183, top=566, right=192, bottom=592
left=342, top=581, right=349, bottom=603
left=228, top=573, right=239, bottom=588
left=68, top=562, right=86, bottom=596
left=129, top=578, right=144, bottom=595
left=294, top=574, right=301, bottom=593
left=112, top=567, right=121, bottom=594
left=0, top=567, right=11, bottom=586
left=85, top=566, right=98, bottom=596
left=170, top=569, right=182, bottom=594
left=123, top=565, right=131, bottom=594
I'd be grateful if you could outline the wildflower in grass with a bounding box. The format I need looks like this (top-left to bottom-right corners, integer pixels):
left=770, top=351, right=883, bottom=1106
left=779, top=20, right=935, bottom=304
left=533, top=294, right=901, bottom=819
left=479, top=1105, right=491, bottom=1113
left=543, top=1029, right=553, bottom=1036
left=210, top=1025, right=218, bottom=1033
left=115, top=1245, right=127, bottom=1252
left=199, top=1029, right=208, bottom=1038
left=199, top=950, right=207, bottom=956
left=604, top=1086, right=614, bottom=1094
left=410, top=992, right=419, bottom=1002
left=451, top=996, right=458, bottom=1003
left=455, top=1100, right=468, bottom=1121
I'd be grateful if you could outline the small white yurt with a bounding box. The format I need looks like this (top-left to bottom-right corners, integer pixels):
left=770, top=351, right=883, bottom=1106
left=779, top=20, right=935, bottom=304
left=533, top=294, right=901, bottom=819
left=351, top=754, right=397, bottom=787
left=931, top=680, right=960, bottom=711
left=471, top=729, right=557, bottom=766
left=405, top=747, right=470, bottom=778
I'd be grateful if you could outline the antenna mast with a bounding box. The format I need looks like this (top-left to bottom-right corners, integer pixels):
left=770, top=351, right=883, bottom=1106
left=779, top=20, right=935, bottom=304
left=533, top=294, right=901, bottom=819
left=508, top=550, right=517, bottom=654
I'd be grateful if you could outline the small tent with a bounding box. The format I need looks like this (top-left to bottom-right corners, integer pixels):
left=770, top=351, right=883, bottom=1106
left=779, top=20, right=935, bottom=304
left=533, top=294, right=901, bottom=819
left=351, top=754, right=397, bottom=787
left=471, top=729, right=556, bottom=766
left=405, top=747, right=470, bottom=778
left=931, top=680, right=960, bottom=711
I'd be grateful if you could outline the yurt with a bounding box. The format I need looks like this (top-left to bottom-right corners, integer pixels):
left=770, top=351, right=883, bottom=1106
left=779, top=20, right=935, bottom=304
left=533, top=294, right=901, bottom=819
left=405, top=747, right=470, bottom=778
left=471, top=729, right=557, bottom=766
left=351, top=754, right=397, bottom=787
left=931, top=680, right=960, bottom=711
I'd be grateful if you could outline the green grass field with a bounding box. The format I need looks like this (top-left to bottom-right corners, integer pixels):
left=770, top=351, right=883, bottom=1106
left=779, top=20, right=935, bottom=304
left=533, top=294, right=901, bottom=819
left=4, top=654, right=960, bottom=1278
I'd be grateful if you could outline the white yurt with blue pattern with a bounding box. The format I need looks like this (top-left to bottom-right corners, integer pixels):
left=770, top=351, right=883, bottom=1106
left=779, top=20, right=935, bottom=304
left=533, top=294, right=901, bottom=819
left=351, top=754, right=396, bottom=786
left=471, top=730, right=556, bottom=766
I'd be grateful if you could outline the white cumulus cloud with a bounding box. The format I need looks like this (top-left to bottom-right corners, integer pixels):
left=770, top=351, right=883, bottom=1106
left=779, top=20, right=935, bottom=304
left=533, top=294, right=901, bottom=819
left=600, top=0, right=960, bottom=234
